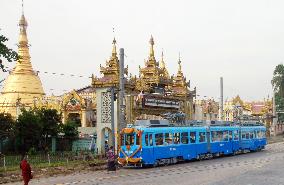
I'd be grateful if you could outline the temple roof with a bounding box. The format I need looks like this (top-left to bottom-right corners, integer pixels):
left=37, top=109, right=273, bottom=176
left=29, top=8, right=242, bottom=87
left=172, top=56, right=189, bottom=96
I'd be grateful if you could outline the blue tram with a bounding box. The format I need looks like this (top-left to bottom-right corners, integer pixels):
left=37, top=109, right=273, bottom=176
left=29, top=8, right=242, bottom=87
left=118, top=120, right=266, bottom=167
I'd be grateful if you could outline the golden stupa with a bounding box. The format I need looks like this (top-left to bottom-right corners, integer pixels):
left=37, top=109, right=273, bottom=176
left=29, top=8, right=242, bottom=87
left=0, top=13, right=45, bottom=117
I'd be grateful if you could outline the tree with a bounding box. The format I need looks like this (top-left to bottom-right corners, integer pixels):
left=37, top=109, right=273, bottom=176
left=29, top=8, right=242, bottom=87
left=271, top=64, right=284, bottom=98
left=35, top=108, right=61, bottom=151
left=0, top=113, right=14, bottom=141
left=272, top=64, right=284, bottom=122
left=14, top=109, right=42, bottom=153
left=0, top=113, right=14, bottom=152
left=0, top=34, right=19, bottom=72
left=60, top=120, right=79, bottom=140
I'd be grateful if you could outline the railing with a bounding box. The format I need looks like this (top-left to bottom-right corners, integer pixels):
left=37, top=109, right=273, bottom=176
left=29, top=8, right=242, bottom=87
left=0, top=151, right=96, bottom=172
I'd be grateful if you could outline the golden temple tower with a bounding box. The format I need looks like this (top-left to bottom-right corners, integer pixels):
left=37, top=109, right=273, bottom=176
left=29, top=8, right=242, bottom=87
left=0, top=13, right=45, bottom=117
left=172, top=55, right=189, bottom=97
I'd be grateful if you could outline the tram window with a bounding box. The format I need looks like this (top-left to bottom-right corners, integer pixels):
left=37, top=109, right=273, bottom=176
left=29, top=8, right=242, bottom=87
left=249, top=132, right=254, bottom=139
left=149, top=134, right=153, bottom=146
left=125, top=134, right=135, bottom=145
left=241, top=131, right=246, bottom=139
left=190, top=132, right=196, bottom=143
left=165, top=133, right=173, bottom=145
left=211, top=131, right=223, bottom=142
left=233, top=130, right=239, bottom=141
left=174, top=133, right=180, bottom=144
left=223, top=131, right=229, bottom=141
left=145, top=134, right=149, bottom=146
left=120, top=134, right=125, bottom=146
left=211, top=131, right=217, bottom=142
left=181, top=132, right=189, bottom=144
left=155, top=133, right=164, bottom=146
left=136, top=133, right=140, bottom=145
left=229, top=131, right=233, bottom=141
left=199, top=132, right=206, bottom=143
left=262, top=131, right=266, bottom=138
left=246, top=132, right=250, bottom=139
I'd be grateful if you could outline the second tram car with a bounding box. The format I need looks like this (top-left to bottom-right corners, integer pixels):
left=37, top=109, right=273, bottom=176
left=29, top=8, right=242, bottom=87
left=118, top=120, right=266, bottom=167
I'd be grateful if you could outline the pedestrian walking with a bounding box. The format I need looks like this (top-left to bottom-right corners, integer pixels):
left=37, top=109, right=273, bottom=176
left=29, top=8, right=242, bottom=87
left=20, top=154, right=32, bottom=185
left=106, top=146, right=116, bottom=171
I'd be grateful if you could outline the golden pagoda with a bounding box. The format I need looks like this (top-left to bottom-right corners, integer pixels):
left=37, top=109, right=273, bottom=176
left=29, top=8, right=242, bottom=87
left=172, top=56, right=189, bottom=97
left=0, top=13, right=45, bottom=117
left=136, top=36, right=171, bottom=92
left=92, top=38, right=128, bottom=88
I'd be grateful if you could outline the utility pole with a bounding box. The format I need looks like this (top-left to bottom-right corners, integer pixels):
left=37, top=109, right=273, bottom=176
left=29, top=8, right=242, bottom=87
left=219, top=77, right=224, bottom=121
left=110, top=87, right=115, bottom=148
left=119, top=48, right=126, bottom=131
left=272, top=91, right=277, bottom=136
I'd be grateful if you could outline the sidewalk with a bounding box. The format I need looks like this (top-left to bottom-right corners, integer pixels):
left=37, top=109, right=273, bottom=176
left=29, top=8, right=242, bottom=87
left=268, top=134, right=284, bottom=144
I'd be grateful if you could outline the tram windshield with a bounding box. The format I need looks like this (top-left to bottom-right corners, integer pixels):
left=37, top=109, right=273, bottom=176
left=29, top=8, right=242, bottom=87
left=121, top=133, right=140, bottom=146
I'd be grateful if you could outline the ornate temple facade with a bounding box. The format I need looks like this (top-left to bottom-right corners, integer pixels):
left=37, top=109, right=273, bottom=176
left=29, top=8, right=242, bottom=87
left=0, top=14, right=45, bottom=118
left=91, top=36, right=196, bottom=153
left=93, top=36, right=196, bottom=125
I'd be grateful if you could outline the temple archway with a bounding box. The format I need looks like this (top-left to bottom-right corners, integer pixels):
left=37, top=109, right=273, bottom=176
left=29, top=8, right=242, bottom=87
left=99, top=127, right=113, bottom=154
left=67, top=113, right=81, bottom=127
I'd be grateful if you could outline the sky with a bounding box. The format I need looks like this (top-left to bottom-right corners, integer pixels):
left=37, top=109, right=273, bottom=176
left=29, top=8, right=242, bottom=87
left=1, top=0, right=283, bottom=101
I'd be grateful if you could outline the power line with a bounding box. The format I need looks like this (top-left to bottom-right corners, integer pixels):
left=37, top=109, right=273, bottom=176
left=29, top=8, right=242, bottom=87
left=3, top=68, right=93, bottom=79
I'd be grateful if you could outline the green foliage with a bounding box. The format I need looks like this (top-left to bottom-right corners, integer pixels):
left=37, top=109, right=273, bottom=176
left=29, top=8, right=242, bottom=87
left=35, top=108, right=62, bottom=151
left=27, top=147, right=37, bottom=155
left=272, top=64, right=284, bottom=122
left=0, top=34, right=19, bottom=72
left=275, top=94, right=284, bottom=122
left=60, top=120, right=79, bottom=140
left=272, top=64, right=284, bottom=97
left=14, top=109, right=42, bottom=153
left=2, top=108, right=80, bottom=153
left=13, top=108, right=63, bottom=153
left=0, top=113, right=14, bottom=141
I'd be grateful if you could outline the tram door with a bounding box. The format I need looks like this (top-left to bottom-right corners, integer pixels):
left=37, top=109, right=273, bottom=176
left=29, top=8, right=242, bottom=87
left=206, top=129, right=211, bottom=153
left=143, top=133, right=154, bottom=164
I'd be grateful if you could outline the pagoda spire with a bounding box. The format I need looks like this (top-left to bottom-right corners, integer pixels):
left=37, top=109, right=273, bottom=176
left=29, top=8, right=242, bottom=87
left=149, top=35, right=155, bottom=59
left=160, top=50, right=165, bottom=69
left=178, top=53, right=182, bottom=74
left=111, top=37, right=117, bottom=58
left=14, top=2, right=34, bottom=74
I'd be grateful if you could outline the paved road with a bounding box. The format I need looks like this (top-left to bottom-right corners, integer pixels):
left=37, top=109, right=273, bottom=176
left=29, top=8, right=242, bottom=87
left=6, top=142, right=284, bottom=185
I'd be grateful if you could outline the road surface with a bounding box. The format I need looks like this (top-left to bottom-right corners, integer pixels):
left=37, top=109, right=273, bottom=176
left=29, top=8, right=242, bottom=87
left=6, top=142, right=284, bottom=185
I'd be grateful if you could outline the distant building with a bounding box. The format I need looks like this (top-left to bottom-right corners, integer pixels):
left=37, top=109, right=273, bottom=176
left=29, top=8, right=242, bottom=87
left=193, top=99, right=219, bottom=121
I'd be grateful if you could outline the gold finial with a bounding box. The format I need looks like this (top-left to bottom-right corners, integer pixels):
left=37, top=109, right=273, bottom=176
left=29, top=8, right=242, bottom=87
left=178, top=53, right=182, bottom=73
left=21, top=0, right=24, bottom=14
left=160, top=50, right=165, bottom=69
left=112, top=37, right=117, bottom=57
left=19, top=0, right=28, bottom=44
left=149, top=35, right=155, bottom=57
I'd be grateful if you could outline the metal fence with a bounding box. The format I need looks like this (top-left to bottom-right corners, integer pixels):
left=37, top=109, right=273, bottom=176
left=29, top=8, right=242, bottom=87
left=0, top=151, right=96, bottom=172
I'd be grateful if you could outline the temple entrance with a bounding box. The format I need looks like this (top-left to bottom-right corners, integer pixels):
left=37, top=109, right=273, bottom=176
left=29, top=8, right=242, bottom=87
left=100, top=127, right=113, bottom=154
left=67, top=113, right=81, bottom=127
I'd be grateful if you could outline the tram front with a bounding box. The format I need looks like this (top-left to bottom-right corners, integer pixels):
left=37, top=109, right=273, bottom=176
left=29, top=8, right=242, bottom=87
left=118, top=127, right=143, bottom=166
